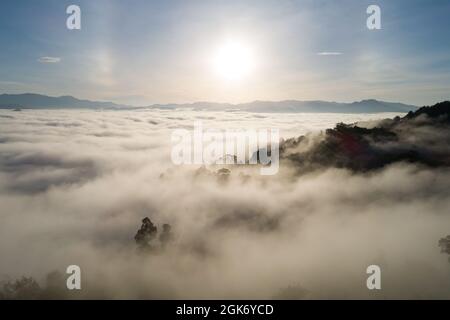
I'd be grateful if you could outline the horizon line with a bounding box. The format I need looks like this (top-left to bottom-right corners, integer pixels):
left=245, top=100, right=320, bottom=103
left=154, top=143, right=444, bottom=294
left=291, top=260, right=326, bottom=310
left=0, top=91, right=424, bottom=108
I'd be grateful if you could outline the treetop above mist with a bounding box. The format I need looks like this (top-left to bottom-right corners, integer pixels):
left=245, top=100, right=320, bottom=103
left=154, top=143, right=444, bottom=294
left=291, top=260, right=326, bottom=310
left=279, top=101, right=450, bottom=172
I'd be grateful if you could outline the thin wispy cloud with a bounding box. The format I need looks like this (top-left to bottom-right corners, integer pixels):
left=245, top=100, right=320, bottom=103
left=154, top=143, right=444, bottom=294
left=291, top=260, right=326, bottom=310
left=0, top=80, right=24, bottom=86
left=38, top=56, right=61, bottom=63
left=317, top=52, right=343, bottom=56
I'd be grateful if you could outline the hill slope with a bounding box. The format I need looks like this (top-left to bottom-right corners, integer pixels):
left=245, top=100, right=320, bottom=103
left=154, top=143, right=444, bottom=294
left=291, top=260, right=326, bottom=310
left=278, top=101, right=450, bottom=172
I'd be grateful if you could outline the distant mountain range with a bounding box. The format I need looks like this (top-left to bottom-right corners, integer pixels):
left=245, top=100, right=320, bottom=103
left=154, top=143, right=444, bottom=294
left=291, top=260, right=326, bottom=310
left=0, top=93, right=418, bottom=113
left=0, top=93, right=125, bottom=110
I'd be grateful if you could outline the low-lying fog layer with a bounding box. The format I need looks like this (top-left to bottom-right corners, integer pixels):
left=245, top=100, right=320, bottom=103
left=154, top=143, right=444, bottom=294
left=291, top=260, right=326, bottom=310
left=0, top=109, right=449, bottom=299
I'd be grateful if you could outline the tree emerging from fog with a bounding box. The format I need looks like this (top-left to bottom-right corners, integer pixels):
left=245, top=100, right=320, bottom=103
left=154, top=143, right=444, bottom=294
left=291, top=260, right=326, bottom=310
left=134, top=217, right=173, bottom=251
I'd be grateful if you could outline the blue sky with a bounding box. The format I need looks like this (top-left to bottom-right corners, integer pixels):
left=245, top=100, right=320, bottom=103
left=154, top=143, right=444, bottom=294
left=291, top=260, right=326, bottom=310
left=0, top=0, right=449, bottom=105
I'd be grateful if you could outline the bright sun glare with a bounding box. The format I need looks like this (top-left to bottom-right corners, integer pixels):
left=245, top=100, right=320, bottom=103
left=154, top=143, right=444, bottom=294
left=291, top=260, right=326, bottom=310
left=213, top=41, right=254, bottom=81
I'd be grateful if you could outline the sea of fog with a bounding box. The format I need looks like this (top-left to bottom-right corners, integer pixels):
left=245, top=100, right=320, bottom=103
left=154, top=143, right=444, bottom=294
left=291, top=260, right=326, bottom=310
left=1, top=109, right=449, bottom=299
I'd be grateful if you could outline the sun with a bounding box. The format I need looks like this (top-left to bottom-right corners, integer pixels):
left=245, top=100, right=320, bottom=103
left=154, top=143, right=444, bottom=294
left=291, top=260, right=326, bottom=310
left=213, top=41, right=254, bottom=81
